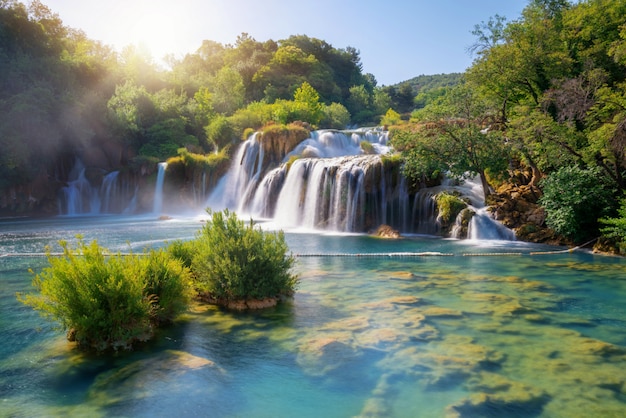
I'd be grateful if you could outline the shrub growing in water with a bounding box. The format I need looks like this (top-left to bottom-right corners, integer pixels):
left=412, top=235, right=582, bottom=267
left=19, top=239, right=192, bottom=352
left=189, top=209, right=298, bottom=304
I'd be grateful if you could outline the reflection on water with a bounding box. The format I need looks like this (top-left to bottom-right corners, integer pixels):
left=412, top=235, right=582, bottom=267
left=1, top=216, right=626, bottom=417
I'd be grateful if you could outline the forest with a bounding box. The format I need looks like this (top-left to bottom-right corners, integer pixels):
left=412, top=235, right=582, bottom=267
left=1, top=0, right=626, bottom=251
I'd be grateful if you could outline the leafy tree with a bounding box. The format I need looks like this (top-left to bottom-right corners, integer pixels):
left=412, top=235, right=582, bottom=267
left=539, top=165, right=617, bottom=242
left=208, top=66, right=245, bottom=115
left=506, top=106, right=580, bottom=187
left=205, top=115, right=235, bottom=151
left=380, top=108, right=401, bottom=126
left=253, top=45, right=319, bottom=101
left=292, top=81, right=324, bottom=125
left=321, top=102, right=351, bottom=129
left=394, top=84, right=509, bottom=199
left=347, top=84, right=374, bottom=124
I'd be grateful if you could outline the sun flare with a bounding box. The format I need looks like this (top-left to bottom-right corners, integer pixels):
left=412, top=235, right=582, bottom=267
left=118, top=1, right=192, bottom=61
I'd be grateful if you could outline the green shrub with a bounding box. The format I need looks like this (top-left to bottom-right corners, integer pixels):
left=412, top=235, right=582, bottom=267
left=360, top=140, right=375, bottom=154
left=19, top=239, right=191, bottom=352
left=321, top=102, right=351, bottom=129
left=205, top=115, right=235, bottom=151
left=436, top=192, right=468, bottom=224
left=539, top=165, right=617, bottom=242
left=189, top=209, right=298, bottom=302
left=600, top=197, right=626, bottom=253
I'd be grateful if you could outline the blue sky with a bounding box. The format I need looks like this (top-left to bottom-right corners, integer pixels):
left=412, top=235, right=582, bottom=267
left=43, top=0, right=528, bottom=86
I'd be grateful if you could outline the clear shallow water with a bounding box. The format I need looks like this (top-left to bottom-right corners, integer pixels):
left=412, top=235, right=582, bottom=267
left=1, top=216, right=626, bottom=417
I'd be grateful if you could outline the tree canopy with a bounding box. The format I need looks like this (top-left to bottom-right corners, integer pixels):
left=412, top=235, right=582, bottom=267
left=0, top=1, right=392, bottom=193
left=392, top=0, right=626, bottom=245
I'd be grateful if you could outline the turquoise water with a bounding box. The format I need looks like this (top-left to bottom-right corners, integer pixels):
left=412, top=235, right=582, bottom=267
left=1, top=216, right=626, bottom=417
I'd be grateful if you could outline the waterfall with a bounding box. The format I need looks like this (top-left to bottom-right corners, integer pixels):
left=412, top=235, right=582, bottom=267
left=59, top=160, right=100, bottom=216
left=468, top=208, right=517, bottom=240
left=100, top=171, right=119, bottom=213
left=199, top=128, right=516, bottom=239
left=207, top=132, right=264, bottom=212
left=153, top=162, right=168, bottom=215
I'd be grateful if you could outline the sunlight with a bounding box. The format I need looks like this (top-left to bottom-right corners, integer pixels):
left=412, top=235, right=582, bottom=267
left=119, top=1, right=193, bottom=61
left=129, top=10, right=175, bottom=60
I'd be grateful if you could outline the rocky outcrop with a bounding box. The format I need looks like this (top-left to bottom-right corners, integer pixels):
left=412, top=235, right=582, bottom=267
left=259, top=123, right=311, bottom=171
left=488, top=182, right=569, bottom=245
left=372, top=224, right=402, bottom=239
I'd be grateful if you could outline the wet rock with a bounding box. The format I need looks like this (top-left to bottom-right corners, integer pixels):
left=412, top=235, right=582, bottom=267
left=372, top=224, right=402, bottom=239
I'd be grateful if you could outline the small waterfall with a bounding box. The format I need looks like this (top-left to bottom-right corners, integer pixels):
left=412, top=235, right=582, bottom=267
left=100, top=171, right=119, bottom=213
left=272, top=156, right=377, bottom=231
left=153, top=162, right=168, bottom=214
left=59, top=160, right=100, bottom=216
left=207, top=132, right=264, bottom=211
left=411, top=190, right=439, bottom=235
left=468, top=208, right=516, bottom=240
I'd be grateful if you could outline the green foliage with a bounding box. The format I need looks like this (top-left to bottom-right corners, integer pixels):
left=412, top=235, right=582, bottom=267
left=208, top=66, right=245, bottom=115
left=380, top=108, right=401, bottom=126
left=19, top=239, right=191, bottom=352
left=187, top=209, right=298, bottom=302
left=360, top=140, right=375, bottom=154
left=321, top=102, right=351, bottom=129
left=539, top=165, right=617, bottom=242
left=347, top=85, right=374, bottom=124
left=205, top=115, right=235, bottom=151
left=600, top=197, right=626, bottom=253
left=228, top=101, right=275, bottom=136
left=168, top=147, right=230, bottom=171
left=393, top=84, right=509, bottom=198
left=292, top=81, right=324, bottom=125
left=139, top=118, right=199, bottom=160
left=435, top=192, right=468, bottom=224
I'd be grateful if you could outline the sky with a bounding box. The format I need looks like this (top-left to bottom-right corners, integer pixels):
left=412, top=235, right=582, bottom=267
left=42, top=0, right=529, bottom=86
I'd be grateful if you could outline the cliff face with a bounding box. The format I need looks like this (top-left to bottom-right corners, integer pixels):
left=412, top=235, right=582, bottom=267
left=0, top=140, right=132, bottom=217
left=489, top=182, right=569, bottom=246
left=259, top=124, right=311, bottom=172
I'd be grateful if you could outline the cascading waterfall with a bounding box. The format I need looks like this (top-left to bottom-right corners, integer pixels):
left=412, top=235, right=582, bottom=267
left=153, top=162, right=168, bottom=215
left=207, top=132, right=265, bottom=212
left=54, top=128, right=515, bottom=239
left=57, top=159, right=141, bottom=216
left=207, top=128, right=420, bottom=233
left=468, top=207, right=517, bottom=240
left=59, top=160, right=100, bottom=216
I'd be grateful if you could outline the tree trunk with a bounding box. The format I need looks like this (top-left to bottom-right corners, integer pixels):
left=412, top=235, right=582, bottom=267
left=479, top=170, right=492, bottom=202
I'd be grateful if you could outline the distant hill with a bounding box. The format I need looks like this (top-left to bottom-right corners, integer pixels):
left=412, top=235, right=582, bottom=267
left=382, top=73, right=463, bottom=114
left=400, top=73, right=463, bottom=94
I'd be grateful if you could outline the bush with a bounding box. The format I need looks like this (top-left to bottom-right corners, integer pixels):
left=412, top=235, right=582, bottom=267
left=539, top=165, right=617, bottom=242
left=19, top=239, right=191, bottom=352
left=321, top=102, right=351, bottom=129
left=189, top=209, right=298, bottom=303
left=436, top=192, right=468, bottom=224
left=600, top=197, right=626, bottom=253
left=205, top=115, right=235, bottom=151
